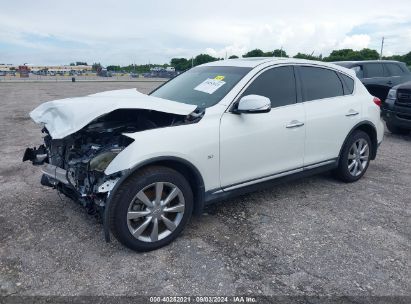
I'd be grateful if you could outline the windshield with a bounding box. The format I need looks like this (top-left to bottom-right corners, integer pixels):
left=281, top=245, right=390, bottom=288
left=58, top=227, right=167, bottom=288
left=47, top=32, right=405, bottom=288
left=150, top=66, right=252, bottom=108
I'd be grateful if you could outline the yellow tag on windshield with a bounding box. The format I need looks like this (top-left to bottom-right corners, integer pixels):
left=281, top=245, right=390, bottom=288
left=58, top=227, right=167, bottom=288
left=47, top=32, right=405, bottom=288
left=214, top=75, right=225, bottom=81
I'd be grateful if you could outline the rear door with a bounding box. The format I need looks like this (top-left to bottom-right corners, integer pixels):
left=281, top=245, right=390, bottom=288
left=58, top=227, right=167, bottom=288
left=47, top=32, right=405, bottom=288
left=298, top=65, right=360, bottom=166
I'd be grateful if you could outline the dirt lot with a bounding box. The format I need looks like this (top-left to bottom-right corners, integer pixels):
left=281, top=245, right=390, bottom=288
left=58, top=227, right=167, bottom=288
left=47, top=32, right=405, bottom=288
left=0, top=82, right=410, bottom=298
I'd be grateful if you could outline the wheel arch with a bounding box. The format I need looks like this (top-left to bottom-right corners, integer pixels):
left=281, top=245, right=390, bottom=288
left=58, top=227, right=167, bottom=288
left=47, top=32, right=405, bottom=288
left=103, top=156, right=205, bottom=242
left=339, top=121, right=378, bottom=161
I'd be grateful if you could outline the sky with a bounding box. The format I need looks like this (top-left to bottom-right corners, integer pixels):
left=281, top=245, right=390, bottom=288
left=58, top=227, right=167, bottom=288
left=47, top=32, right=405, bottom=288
left=0, top=0, right=410, bottom=66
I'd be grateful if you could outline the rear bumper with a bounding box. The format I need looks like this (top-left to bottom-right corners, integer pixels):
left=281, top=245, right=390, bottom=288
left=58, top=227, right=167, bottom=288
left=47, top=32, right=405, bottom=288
left=381, top=109, right=411, bottom=130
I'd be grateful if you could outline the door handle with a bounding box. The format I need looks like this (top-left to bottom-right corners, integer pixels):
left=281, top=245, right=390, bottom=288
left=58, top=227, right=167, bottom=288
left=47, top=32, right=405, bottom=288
left=387, top=81, right=393, bottom=85
left=286, top=120, right=304, bottom=128
left=345, top=110, right=359, bottom=117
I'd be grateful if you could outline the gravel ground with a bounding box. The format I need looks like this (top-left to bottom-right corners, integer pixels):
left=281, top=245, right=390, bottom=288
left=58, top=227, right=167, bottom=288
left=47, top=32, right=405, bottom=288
left=0, top=82, right=410, bottom=299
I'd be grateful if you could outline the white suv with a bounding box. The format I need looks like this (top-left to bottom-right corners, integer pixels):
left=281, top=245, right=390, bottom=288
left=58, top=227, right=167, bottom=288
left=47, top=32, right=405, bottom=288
left=24, top=58, right=384, bottom=251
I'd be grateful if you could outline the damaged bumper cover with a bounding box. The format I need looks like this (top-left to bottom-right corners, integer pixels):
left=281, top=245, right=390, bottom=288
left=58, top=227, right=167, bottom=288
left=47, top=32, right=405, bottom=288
left=42, top=163, right=69, bottom=185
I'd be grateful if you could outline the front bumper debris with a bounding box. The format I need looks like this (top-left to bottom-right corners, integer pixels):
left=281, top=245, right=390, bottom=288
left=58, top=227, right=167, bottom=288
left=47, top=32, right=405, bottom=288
left=22, top=145, right=48, bottom=165
left=41, top=163, right=69, bottom=185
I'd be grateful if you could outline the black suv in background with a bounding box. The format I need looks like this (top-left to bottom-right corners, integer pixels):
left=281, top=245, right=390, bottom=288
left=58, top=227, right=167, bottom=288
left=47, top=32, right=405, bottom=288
left=381, top=81, right=411, bottom=134
left=334, top=60, right=411, bottom=101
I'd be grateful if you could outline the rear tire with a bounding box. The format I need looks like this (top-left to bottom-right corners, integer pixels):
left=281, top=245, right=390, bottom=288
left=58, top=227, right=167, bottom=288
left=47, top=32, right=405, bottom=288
left=109, top=166, right=193, bottom=252
left=386, top=123, right=410, bottom=135
left=335, top=130, right=372, bottom=183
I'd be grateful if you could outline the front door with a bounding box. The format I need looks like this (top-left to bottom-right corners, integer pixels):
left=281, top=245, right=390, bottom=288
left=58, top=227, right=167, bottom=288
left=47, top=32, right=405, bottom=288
left=219, top=65, right=305, bottom=189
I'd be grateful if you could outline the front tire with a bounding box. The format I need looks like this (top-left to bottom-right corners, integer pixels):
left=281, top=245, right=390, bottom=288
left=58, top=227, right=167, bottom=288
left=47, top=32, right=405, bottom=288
left=335, top=130, right=371, bottom=183
left=109, top=166, right=193, bottom=252
left=386, top=123, right=410, bottom=135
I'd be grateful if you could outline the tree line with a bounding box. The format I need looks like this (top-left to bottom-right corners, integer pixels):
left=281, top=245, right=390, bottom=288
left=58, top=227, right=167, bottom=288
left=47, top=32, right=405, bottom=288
left=95, top=48, right=411, bottom=73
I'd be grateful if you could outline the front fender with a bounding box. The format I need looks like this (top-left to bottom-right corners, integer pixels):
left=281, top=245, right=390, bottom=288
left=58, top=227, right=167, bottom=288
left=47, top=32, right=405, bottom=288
left=105, top=121, right=220, bottom=192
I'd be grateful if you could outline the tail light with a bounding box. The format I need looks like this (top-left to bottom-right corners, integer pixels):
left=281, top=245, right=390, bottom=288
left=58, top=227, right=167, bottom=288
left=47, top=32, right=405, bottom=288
left=373, top=97, right=382, bottom=107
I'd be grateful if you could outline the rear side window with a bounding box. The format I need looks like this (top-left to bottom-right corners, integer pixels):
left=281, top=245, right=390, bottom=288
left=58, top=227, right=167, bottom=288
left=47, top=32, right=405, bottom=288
left=364, top=63, right=384, bottom=78
left=385, top=63, right=405, bottom=76
left=350, top=66, right=363, bottom=78
left=299, top=66, right=344, bottom=101
left=339, top=73, right=355, bottom=94
left=242, top=66, right=296, bottom=108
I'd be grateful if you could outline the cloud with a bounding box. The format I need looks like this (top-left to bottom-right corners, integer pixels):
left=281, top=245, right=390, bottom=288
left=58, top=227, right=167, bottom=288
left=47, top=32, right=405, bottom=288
left=0, top=0, right=410, bottom=65
left=338, top=34, right=371, bottom=50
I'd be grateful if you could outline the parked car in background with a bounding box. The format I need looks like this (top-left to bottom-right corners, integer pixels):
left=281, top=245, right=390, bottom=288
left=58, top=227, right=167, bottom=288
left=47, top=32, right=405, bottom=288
left=24, top=58, right=384, bottom=251
left=97, top=68, right=112, bottom=77
left=334, top=60, right=411, bottom=101
left=382, top=81, right=411, bottom=134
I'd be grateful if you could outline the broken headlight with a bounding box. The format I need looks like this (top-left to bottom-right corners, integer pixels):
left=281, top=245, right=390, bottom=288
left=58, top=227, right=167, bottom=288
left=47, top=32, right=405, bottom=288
left=90, top=148, right=123, bottom=172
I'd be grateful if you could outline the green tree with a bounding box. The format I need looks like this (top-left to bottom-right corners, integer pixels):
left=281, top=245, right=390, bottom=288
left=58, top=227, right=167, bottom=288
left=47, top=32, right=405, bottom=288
left=323, top=48, right=379, bottom=62
left=171, top=58, right=191, bottom=71
left=403, top=51, right=411, bottom=66
left=383, top=51, right=411, bottom=66
left=194, top=54, right=217, bottom=65
left=273, top=49, right=289, bottom=57
left=323, top=49, right=356, bottom=61
left=107, top=65, right=121, bottom=72
left=358, top=48, right=380, bottom=60
left=228, top=55, right=239, bottom=59
left=293, top=53, right=321, bottom=60
left=243, top=49, right=265, bottom=57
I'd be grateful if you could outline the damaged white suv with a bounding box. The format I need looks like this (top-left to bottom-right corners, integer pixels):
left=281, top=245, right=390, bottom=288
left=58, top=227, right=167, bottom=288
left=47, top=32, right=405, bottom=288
left=24, top=58, right=384, bottom=251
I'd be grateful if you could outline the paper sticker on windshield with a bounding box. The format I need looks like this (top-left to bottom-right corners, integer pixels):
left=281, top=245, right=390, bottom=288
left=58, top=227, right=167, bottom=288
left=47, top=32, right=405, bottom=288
left=194, top=78, right=226, bottom=94
left=214, top=75, right=225, bottom=81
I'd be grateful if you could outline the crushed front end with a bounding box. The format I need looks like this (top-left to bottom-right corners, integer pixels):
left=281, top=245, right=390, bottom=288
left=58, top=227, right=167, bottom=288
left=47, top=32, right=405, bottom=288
left=23, top=88, right=204, bottom=243
left=23, top=106, right=204, bottom=220
left=23, top=122, right=134, bottom=216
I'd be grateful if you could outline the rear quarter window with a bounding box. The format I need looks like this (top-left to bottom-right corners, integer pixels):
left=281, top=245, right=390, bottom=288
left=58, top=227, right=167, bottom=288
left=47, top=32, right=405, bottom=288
left=299, top=66, right=344, bottom=101
left=350, top=66, right=363, bottom=78
left=339, top=73, right=355, bottom=95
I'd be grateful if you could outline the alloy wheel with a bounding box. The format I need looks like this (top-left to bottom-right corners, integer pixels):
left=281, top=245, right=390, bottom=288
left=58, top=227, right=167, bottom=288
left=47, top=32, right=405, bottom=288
left=347, top=138, right=369, bottom=177
left=127, top=182, right=185, bottom=242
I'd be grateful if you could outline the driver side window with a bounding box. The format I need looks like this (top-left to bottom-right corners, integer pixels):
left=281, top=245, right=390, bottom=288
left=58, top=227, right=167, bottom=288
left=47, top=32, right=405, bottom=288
left=242, top=66, right=297, bottom=108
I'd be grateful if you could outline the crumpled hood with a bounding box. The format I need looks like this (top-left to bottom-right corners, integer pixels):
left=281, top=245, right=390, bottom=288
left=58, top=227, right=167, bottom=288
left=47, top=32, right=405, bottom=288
left=30, top=89, right=197, bottom=139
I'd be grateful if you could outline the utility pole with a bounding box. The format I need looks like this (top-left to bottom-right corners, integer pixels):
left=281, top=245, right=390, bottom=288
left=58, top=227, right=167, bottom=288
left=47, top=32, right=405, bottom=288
left=280, top=46, right=283, bottom=57
left=380, top=37, right=384, bottom=60
left=191, top=57, right=194, bottom=68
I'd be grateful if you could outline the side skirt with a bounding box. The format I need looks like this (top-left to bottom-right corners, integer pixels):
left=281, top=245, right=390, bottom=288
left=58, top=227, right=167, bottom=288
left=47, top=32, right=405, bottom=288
left=204, top=160, right=338, bottom=205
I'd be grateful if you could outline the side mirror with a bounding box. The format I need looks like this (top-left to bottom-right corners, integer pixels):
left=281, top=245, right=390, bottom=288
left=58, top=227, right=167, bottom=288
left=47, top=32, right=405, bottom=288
left=233, top=95, right=271, bottom=114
